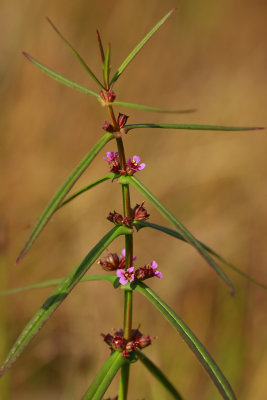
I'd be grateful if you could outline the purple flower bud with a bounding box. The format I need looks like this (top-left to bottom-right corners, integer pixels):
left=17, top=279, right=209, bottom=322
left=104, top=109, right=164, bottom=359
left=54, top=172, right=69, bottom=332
left=101, top=333, right=113, bottom=347
left=117, top=113, right=129, bottom=129
left=112, top=335, right=126, bottom=350
left=98, top=252, right=120, bottom=271
left=100, top=89, right=116, bottom=103
left=107, top=211, right=131, bottom=226
left=135, top=261, right=162, bottom=281
left=136, top=335, right=152, bottom=349
left=102, top=121, right=114, bottom=132
left=132, top=201, right=150, bottom=221
left=125, top=340, right=138, bottom=352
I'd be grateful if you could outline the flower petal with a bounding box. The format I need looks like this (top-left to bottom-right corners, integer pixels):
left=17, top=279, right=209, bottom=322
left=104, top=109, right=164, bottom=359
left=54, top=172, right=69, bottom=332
left=150, top=261, right=158, bottom=270
left=154, top=270, right=163, bottom=279
left=133, top=155, right=141, bottom=164
left=119, top=276, right=128, bottom=285
left=116, top=269, right=125, bottom=278
left=138, top=163, right=146, bottom=170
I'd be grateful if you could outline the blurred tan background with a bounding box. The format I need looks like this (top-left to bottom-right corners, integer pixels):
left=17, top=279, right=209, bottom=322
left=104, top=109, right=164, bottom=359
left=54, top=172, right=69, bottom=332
left=0, top=0, right=267, bottom=399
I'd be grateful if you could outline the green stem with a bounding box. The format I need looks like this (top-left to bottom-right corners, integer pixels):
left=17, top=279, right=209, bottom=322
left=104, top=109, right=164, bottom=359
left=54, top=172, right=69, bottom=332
left=118, top=363, right=130, bottom=400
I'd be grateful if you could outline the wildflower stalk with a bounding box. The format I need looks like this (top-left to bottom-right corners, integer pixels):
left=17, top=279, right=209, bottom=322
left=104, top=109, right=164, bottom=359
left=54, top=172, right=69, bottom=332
left=119, top=141, right=133, bottom=400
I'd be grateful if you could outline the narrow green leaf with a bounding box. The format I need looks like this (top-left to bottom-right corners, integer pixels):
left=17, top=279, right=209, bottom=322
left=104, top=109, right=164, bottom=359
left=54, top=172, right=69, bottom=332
left=134, top=221, right=267, bottom=290
left=96, top=29, right=105, bottom=64
left=0, top=275, right=119, bottom=296
left=110, top=9, right=176, bottom=85
left=135, top=281, right=237, bottom=400
left=120, top=175, right=235, bottom=293
left=16, top=132, right=113, bottom=263
left=136, top=350, right=183, bottom=399
left=82, top=351, right=128, bottom=400
left=0, top=226, right=131, bottom=377
left=58, top=173, right=115, bottom=209
left=22, top=52, right=101, bottom=99
left=103, top=43, right=111, bottom=88
left=110, top=101, right=197, bottom=114
left=124, top=123, right=264, bottom=133
left=46, top=18, right=105, bottom=89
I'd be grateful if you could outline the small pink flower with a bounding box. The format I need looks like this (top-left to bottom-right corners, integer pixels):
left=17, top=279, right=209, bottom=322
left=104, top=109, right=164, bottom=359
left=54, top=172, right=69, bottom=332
left=150, top=260, right=163, bottom=279
left=103, top=152, right=121, bottom=173
left=116, top=267, right=135, bottom=285
left=124, top=155, right=145, bottom=175
left=103, top=152, right=119, bottom=163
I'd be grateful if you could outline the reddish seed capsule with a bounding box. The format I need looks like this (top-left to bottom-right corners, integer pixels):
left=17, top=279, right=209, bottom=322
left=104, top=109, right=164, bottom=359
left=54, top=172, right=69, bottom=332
left=112, top=335, right=126, bottom=350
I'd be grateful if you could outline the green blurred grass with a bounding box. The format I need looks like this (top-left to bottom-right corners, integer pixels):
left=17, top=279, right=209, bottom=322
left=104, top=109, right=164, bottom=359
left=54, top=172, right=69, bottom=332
left=1, top=0, right=267, bottom=398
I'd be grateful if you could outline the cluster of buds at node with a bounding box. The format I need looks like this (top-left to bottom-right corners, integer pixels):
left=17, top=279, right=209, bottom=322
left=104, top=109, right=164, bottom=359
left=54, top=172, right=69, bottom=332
left=101, top=328, right=155, bottom=359
left=107, top=202, right=149, bottom=228
left=103, top=152, right=145, bottom=175
left=100, top=89, right=116, bottom=103
left=98, top=249, right=136, bottom=272
left=107, top=211, right=131, bottom=226
left=99, top=248, right=162, bottom=284
left=134, top=261, right=163, bottom=280
left=102, top=113, right=129, bottom=134
left=116, top=260, right=162, bottom=285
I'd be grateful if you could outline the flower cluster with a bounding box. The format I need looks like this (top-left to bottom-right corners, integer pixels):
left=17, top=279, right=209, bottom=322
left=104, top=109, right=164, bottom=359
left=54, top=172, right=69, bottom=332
left=100, top=89, right=116, bottom=103
left=98, top=249, right=136, bottom=271
left=106, top=202, right=149, bottom=228
left=135, top=261, right=163, bottom=280
left=102, top=113, right=129, bottom=133
left=103, top=152, right=145, bottom=175
left=116, top=260, right=162, bottom=285
left=107, top=211, right=131, bottom=226
left=101, top=328, right=155, bottom=359
left=98, top=249, right=162, bottom=285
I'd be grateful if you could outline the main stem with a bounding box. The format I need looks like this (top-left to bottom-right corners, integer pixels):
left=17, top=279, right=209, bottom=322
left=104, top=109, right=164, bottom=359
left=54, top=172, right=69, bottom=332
left=111, top=115, right=133, bottom=400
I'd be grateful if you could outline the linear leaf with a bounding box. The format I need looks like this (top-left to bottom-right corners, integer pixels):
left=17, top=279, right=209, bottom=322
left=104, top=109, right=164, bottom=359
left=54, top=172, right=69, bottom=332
left=134, top=221, right=267, bottom=290
left=96, top=29, right=105, bottom=64
left=22, top=52, right=101, bottom=99
left=46, top=18, right=104, bottom=89
left=103, top=43, right=111, bottom=88
left=0, top=226, right=131, bottom=377
left=16, top=131, right=113, bottom=263
left=110, top=101, right=196, bottom=114
left=82, top=351, right=127, bottom=400
left=135, top=281, right=237, bottom=400
left=120, top=175, right=235, bottom=293
left=0, top=275, right=119, bottom=296
left=58, top=173, right=115, bottom=209
left=124, top=123, right=264, bottom=133
left=136, top=350, right=183, bottom=399
left=110, top=9, right=176, bottom=85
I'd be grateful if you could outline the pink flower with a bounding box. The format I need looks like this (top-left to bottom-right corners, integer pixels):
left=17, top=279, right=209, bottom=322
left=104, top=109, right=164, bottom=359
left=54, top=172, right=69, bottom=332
left=150, top=260, right=163, bottom=279
left=119, top=155, right=146, bottom=175
left=126, top=155, right=146, bottom=174
left=103, top=152, right=119, bottom=163
left=103, top=152, right=121, bottom=173
left=116, top=267, right=135, bottom=285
